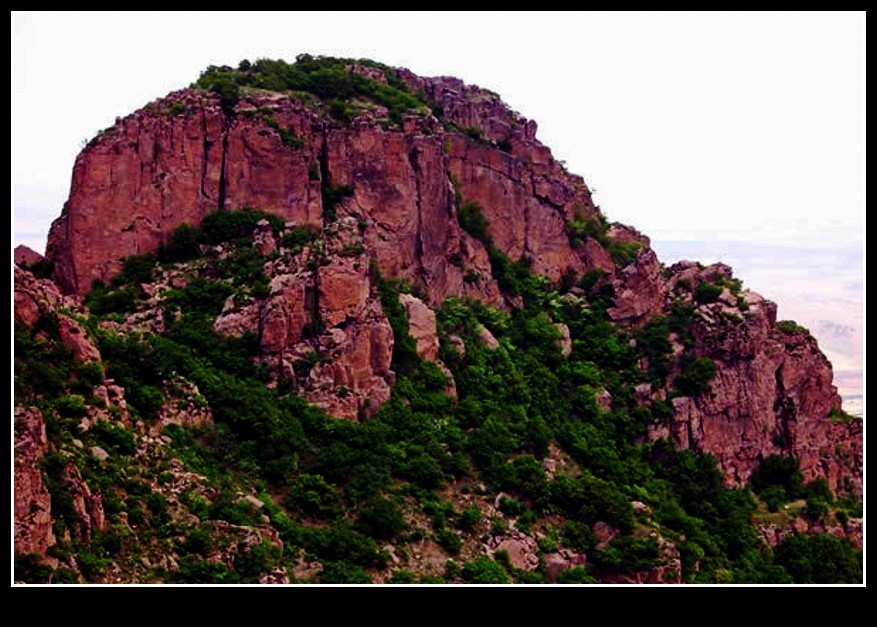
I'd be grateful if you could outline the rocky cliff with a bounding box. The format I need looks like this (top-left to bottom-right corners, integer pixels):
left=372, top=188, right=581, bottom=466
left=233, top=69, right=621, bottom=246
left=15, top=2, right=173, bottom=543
left=16, top=57, right=862, bottom=584
left=43, top=60, right=858, bottom=495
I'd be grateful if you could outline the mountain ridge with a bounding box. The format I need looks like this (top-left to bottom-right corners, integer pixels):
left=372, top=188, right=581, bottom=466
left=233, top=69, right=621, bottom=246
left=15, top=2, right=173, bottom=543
left=15, top=56, right=862, bottom=584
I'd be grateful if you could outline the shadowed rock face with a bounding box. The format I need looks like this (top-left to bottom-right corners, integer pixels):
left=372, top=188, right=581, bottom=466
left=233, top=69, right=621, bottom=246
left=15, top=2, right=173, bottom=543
left=40, top=65, right=860, bottom=496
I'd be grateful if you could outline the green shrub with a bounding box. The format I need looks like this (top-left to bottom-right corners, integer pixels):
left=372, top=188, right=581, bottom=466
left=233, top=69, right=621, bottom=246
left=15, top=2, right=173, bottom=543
left=635, top=317, right=673, bottom=382
left=207, top=490, right=261, bottom=526
left=563, top=520, right=597, bottom=553
left=181, top=527, right=214, bottom=556
left=463, top=126, right=484, bottom=142
left=749, top=455, right=804, bottom=500
left=233, top=540, right=281, bottom=581
left=307, top=524, right=382, bottom=567
left=608, top=241, right=641, bottom=267
left=760, top=485, right=787, bottom=512
left=285, top=473, right=343, bottom=518
left=374, top=269, right=420, bottom=376
left=388, top=570, right=416, bottom=584
left=160, top=223, right=202, bottom=262
left=437, top=529, right=463, bottom=555
left=293, top=350, right=328, bottom=378
left=776, top=320, right=810, bottom=335
left=564, top=210, right=609, bottom=248
left=461, top=557, right=509, bottom=584
left=593, top=536, right=661, bottom=575
left=558, top=567, right=596, bottom=583
left=194, top=66, right=241, bottom=115
left=25, top=258, right=55, bottom=279
left=87, top=284, right=140, bottom=317
left=55, top=394, right=86, bottom=418
left=14, top=554, right=55, bottom=584
left=321, top=185, right=354, bottom=222
left=458, top=201, right=490, bottom=243
left=328, top=100, right=355, bottom=123
left=91, top=420, right=137, bottom=455
left=355, top=496, right=407, bottom=540
left=281, top=224, right=322, bottom=251
left=163, top=278, right=234, bottom=317
left=201, top=208, right=284, bottom=244
left=693, top=282, right=723, bottom=305
left=455, top=504, right=482, bottom=532
left=174, top=556, right=238, bottom=583
left=201, top=209, right=284, bottom=244
left=318, top=562, right=373, bottom=584
left=165, top=102, right=187, bottom=116
left=113, top=253, right=158, bottom=286
left=674, top=357, right=716, bottom=397
left=774, top=534, right=861, bottom=583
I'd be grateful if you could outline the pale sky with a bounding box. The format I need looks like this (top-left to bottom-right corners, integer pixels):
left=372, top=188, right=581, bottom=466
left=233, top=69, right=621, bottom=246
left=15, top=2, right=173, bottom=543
left=12, top=12, right=865, bottom=396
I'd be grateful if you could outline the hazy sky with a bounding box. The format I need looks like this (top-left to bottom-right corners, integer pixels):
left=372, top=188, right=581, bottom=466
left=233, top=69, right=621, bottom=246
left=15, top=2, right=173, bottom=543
left=12, top=12, right=864, bottom=395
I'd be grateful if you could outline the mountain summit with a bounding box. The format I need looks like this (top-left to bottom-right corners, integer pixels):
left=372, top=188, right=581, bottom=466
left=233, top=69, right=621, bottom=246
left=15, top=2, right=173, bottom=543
left=16, top=56, right=862, bottom=584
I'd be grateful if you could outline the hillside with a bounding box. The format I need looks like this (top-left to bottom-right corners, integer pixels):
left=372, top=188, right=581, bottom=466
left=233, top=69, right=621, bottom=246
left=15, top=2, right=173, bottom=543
left=14, top=56, right=862, bottom=584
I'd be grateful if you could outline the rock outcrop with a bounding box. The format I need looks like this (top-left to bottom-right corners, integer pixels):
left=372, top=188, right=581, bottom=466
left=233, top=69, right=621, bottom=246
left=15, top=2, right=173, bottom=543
left=648, top=264, right=861, bottom=495
left=14, top=406, right=55, bottom=558
left=13, top=58, right=863, bottom=584
left=14, top=267, right=102, bottom=364
left=36, top=63, right=861, bottom=492
left=214, top=219, right=395, bottom=419
left=14, top=244, right=45, bottom=267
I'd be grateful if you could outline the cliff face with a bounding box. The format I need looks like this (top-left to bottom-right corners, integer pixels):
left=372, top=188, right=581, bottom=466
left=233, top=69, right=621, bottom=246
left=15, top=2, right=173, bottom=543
left=650, top=263, right=860, bottom=496
left=41, top=63, right=859, bottom=498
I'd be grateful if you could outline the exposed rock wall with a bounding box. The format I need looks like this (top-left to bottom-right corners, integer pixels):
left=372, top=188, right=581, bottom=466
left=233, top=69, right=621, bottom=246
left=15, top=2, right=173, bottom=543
left=14, top=406, right=55, bottom=558
left=39, top=67, right=860, bottom=495
left=648, top=264, right=860, bottom=495
left=214, top=219, right=395, bottom=420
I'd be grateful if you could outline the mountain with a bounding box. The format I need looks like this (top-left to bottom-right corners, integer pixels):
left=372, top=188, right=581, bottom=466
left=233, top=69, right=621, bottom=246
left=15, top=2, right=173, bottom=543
left=15, top=56, right=862, bottom=584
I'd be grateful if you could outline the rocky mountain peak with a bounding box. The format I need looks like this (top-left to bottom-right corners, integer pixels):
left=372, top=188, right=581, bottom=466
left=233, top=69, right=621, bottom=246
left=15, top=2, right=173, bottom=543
left=15, top=56, right=862, bottom=584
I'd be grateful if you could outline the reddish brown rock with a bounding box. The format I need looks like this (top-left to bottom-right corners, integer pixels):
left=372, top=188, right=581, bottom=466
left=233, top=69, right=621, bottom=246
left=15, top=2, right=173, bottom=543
left=447, top=136, right=590, bottom=285
left=46, top=77, right=603, bottom=304
left=487, top=530, right=539, bottom=571
left=62, top=459, right=106, bottom=543
left=649, top=265, right=861, bottom=496
left=399, top=293, right=440, bottom=361
left=213, top=229, right=395, bottom=420
left=757, top=517, right=863, bottom=551
left=555, top=322, right=572, bottom=356
left=476, top=325, right=499, bottom=350
left=319, top=256, right=370, bottom=328
left=46, top=91, right=321, bottom=295
left=14, top=267, right=102, bottom=365
left=37, top=66, right=860, bottom=497
left=544, top=549, right=589, bottom=582
left=596, top=389, right=613, bottom=411
left=14, top=406, right=55, bottom=558
left=608, top=248, right=665, bottom=324
left=58, top=315, right=102, bottom=363
left=15, top=266, right=66, bottom=327
left=304, top=300, right=395, bottom=420
left=14, top=244, right=45, bottom=267
left=325, top=124, right=501, bottom=305
left=202, top=520, right=284, bottom=569
left=252, top=219, right=277, bottom=256
left=152, top=377, right=214, bottom=435
left=577, top=237, right=615, bottom=273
